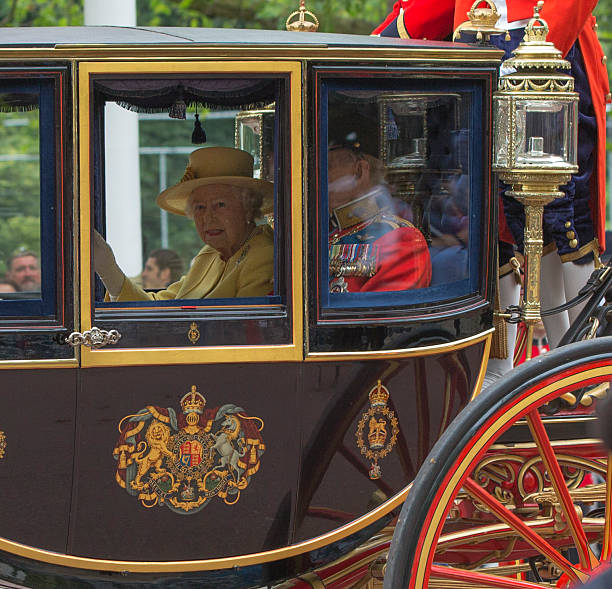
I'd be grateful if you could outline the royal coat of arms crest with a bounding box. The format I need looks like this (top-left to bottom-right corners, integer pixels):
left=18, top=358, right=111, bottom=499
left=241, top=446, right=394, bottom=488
left=113, top=385, right=265, bottom=514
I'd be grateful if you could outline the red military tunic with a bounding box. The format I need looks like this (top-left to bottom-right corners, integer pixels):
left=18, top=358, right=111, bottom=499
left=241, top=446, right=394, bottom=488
left=329, top=193, right=431, bottom=293
left=373, top=0, right=610, bottom=256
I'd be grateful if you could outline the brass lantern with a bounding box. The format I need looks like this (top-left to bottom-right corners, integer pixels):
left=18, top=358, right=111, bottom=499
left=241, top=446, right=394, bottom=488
left=234, top=107, right=276, bottom=183
left=235, top=107, right=276, bottom=225
left=492, top=1, right=579, bottom=358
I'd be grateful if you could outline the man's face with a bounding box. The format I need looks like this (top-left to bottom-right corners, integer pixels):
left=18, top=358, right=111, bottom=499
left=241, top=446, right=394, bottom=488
left=327, top=148, right=369, bottom=211
left=7, top=255, right=41, bottom=292
left=141, top=257, right=171, bottom=289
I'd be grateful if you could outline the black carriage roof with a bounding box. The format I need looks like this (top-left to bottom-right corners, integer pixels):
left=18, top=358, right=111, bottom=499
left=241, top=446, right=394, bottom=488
left=0, top=25, right=482, bottom=50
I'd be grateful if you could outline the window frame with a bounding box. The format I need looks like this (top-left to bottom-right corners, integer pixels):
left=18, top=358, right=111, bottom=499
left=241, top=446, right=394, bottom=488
left=311, top=66, right=496, bottom=326
left=0, top=67, right=75, bottom=363
left=78, top=61, right=303, bottom=367
left=0, top=74, right=61, bottom=320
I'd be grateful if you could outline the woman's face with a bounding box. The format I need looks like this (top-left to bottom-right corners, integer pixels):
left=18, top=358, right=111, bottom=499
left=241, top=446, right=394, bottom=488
left=189, top=184, right=251, bottom=260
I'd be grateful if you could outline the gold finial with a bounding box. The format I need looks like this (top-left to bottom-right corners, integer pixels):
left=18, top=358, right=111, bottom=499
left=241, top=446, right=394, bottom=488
left=286, top=0, right=319, bottom=32
left=524, top=1, right=548, bottom=42
left=453, top=0, right=510, bottom=43
left=503, top=1, right=571, bottom=71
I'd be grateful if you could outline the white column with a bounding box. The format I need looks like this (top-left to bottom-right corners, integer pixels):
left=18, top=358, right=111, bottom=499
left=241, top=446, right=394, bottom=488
left=85, top=0, right=136, bottom=27
left=85, top=0, right=143, bottom=276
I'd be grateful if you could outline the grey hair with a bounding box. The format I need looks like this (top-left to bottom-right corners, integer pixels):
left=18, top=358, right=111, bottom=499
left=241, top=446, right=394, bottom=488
left=185, top=185, right=263, bottom=221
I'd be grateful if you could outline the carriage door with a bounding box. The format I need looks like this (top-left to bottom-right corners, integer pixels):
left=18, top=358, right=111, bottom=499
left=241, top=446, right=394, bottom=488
left=67, top=60, right=303, bottom=559
left=0, top=66, right=77, bottom=554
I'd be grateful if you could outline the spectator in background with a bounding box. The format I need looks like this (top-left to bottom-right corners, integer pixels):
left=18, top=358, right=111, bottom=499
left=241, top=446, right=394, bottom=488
left=141, top=248, right=184, bottom=290
left=5, top=250, right=41, bottom=292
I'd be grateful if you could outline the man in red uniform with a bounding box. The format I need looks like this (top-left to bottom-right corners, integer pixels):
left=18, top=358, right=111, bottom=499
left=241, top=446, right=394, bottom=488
left=328, top=142, right=431, bottom=293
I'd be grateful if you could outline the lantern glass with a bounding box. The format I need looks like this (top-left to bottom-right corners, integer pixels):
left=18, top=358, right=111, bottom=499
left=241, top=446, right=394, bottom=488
left=235, top=114, right=262, bottom=177
left=515, top=99, right=576, bottom=167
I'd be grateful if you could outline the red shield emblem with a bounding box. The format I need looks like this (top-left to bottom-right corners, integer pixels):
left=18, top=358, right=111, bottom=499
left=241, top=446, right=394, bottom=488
left=180, top=440, right=203, bottom=467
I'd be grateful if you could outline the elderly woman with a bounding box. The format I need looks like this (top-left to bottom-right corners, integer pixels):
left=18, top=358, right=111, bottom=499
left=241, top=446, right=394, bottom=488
left=94, top=147, right=274, bottom=300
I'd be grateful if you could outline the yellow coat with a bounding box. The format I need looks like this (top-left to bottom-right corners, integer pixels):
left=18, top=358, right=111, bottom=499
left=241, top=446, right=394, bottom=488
left=116, top=225, right=273, bottom=301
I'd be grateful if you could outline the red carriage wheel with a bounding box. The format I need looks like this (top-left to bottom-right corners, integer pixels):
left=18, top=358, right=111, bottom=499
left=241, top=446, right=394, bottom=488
left=384, top=337, right=612, bottom=588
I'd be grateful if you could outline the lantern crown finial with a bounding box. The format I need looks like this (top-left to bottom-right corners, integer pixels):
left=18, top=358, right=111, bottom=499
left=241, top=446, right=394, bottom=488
left=452, top=0, right=510, bottom=43
left=523, top=1, right=548, bottom=43
left=503, top=1, right=570, bottom=72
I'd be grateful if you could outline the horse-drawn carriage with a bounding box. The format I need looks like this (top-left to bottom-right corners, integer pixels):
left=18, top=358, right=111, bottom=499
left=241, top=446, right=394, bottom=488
left=0, top=13, right=610, bottom=589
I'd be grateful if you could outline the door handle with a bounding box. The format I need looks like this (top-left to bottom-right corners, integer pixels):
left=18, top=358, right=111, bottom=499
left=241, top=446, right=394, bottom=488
left=65, top=326, right=122, bottom=349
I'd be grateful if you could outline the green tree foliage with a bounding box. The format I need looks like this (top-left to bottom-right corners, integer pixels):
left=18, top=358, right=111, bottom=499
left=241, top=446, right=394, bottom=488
left=147, top=0, right=388, bottom=34
left=0, top=0, right=82, bottom=26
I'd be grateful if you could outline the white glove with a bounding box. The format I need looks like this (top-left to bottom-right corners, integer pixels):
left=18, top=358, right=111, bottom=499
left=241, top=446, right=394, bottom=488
left=93, top=230, right=125, bottom=297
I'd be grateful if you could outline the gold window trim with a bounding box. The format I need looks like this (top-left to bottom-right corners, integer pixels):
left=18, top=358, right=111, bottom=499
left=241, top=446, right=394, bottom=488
left=78, top=61, right=303, bottom=367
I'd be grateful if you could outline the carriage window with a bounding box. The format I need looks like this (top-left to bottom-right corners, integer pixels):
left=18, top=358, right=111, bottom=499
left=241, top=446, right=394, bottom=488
left=93, top=77, right=283, bottom=310
left=321, top=80, right=482, bottom=309
left=0, top=80, right=57, bottom=318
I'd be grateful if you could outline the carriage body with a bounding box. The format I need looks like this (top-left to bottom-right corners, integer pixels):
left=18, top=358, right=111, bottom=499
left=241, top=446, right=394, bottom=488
left=0, top=26, right=598, bottom=589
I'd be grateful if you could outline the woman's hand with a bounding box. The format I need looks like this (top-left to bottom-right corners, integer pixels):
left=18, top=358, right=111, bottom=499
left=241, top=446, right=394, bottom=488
left=93, top=230, right=125, bottom=297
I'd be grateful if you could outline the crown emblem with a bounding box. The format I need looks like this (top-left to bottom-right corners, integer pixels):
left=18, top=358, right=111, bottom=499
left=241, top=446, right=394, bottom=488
left=452, top=0, right=510, bottom=43
left=286, top=0, right=319, bottom=32
left=368, top=380, right=390, bottom=407
left=180, top=385, right=206, bottom=415
left=356, top=380, right=399, bottom=480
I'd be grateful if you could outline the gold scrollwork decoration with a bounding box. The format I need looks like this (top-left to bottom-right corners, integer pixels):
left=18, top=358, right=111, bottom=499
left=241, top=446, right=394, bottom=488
left=465, top=452, right=606, bottom=519
left=0, top=430, right=6, bottom=459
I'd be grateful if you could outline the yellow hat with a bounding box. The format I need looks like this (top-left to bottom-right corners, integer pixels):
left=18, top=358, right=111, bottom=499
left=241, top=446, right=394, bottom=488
left=156, top=146, right=274, bottom=216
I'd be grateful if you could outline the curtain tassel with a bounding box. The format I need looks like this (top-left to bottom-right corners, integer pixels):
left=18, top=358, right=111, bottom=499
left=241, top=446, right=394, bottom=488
left=192, top=113, right=207, bottom=144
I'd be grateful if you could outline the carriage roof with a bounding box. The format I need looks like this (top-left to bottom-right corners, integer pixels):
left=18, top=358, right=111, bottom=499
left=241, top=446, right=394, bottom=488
left=0, top=26, right=460, bottom=47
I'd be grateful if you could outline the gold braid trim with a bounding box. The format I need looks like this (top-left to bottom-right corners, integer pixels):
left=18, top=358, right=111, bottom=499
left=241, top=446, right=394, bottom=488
left=559, top=238, right=599, bottom=263
left=397, top=8, right=411, bottom=39
left=180, top=165, right=196, bottom=183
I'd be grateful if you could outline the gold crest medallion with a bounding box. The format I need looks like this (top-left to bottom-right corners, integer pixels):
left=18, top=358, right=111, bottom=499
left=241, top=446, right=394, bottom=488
left=187, top=322, right=200, bottom=344
left=356, top=380, right=399, bottom=480
left=113, top=385, right=265, bottom=514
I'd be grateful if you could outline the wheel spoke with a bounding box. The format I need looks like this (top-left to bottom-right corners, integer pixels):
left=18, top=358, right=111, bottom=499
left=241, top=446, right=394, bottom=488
left=526, top=409, right=599, bottom=570
left=603, top=451, right=612, bottom=561
left=463, top=477, right=584, bottom=584
left=430, top=564, right=548, bottom=588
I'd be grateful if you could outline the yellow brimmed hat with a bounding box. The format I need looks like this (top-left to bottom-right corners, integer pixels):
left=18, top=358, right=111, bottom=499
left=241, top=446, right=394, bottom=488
left=156, top=146, right=274, bottom=216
